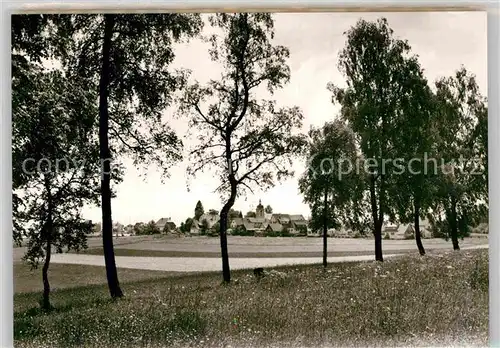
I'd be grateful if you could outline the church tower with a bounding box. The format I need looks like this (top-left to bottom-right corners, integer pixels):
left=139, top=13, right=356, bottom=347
left=256, top=199, right=264, bottom=218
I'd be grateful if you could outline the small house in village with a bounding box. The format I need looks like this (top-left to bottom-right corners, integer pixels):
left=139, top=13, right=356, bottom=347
left=155, top=217, right=177, bottom=233
left=230, top=217, right=245, bottom=229
left=270, top=213, right=291, bottom=225
left=383, top=218, right=432, bottom=239
left=265, top=223, right=283, bottom=234
left=190, top=213, right=220, bottom=235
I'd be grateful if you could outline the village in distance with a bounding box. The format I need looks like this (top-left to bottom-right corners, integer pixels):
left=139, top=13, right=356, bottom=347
left=88, top=199, right=489, bottom=241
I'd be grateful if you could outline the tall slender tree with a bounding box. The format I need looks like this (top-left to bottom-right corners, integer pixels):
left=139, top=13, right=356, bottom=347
left=329, top=18, right=419, bottom=261
left=195, top=200, right=205, bottom=220
left=58, top=14, right=203, bottom=297
left=12, top=15, right=101, bottom=309
left=179, top=13, right=306, bottom=283
left=432, top=67, right=488, bottom=250
left=12, top=68, right=100, bottom=310
left=387, top=54, right=437, bottom=256
left=299, top=120, right=361, bottom=267
left=264, top=205, right=273, bottom=214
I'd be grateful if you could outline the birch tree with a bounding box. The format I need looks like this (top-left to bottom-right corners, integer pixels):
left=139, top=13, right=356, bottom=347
left=179, top=13, right=306, bottom=282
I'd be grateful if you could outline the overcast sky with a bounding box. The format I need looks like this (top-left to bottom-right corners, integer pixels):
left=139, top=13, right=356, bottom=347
left=81, top=11, right=487, bottom=226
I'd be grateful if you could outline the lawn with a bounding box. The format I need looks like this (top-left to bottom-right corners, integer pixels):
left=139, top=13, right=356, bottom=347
left=76, top=247, right=419, bottom=258
left=14, top=249, right=488, bottom=347
left=14, top=263, right=185, bottom=294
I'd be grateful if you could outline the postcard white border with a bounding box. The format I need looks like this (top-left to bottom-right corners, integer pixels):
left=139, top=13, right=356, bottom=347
left=1, top=1, right=498, bottom=347
left=488, top=6, right=499, bottom=348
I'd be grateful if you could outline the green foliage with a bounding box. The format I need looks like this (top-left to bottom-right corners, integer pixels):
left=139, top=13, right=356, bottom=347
left=231, top=226, right=254, bottom=236
left=52, top=14, right=202, bottom=180
left=180, top=13, right=307, bottom=198
left=228, top=209, right=241, bottom=219
left=265, top=230, right=280, bottom=237
left=180, top=218, right=194, bottom=234
left=245, top=211, right=257, bottom=218
left=11, top=15, right=52, bottom=62
left=280, top=227, right=291, bottom=237
left=210, top=222, right=221, bottom=237
left=194, top=201, right=204, bottom=221
left=136, top=221, right=161, bottom=235
left=384, top=41, right=437, bottom=232
left=179, top=13, right=307, bottom=282
left=162, top=223, right=172, bottom=234
left=132, top=223, right=144, bottom=235
left=200, top=219, right=209, bottom=236
left=430, top=68, right=488, bottom=245
left=299, top=120, right=363, bottom=234
left=12, top=66, right=100, bottom=266
left=228, top=209, right=242, bottom=223
left=265, top=205, right=273, bottom=214
left=296, top=225, right=308, bottom=235
left=328, top=18, right=424, bottom=247
left=11, top=34, right=101, bottom=306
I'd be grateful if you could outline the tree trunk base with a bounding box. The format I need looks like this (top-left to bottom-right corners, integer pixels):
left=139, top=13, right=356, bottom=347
left=374, top=231, right=383, bottom=262
left=40, top=296, right=53, bottom=312
left=110, top=288, right=124, bottom=299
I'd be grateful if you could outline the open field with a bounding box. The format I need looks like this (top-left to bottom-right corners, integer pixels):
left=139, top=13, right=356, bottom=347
left=14, top=249, right=488, bottom=347
left=14, top=263, right=186, bottom=294
left=77, top=236, right=488, bottom=258
left=78, top=235, right=489, bottom=252
left=93, top=235, right=487, bottom=252
left=14, top=236, right=488, bottom=273
left=39, top=235, right=488, bottom=256
left=14, top=236, right=489, bottom=262
left=79, top=247, right=417, bottom=258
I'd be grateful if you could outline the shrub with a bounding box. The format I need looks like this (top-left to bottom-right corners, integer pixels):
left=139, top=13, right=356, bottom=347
left=231, top=227, right=254, bottom=236
left=266, top=231, right=280, bottom=237
left=383, top=233, right=391, bottom=240
left=281, top=229, right=291, bottom=237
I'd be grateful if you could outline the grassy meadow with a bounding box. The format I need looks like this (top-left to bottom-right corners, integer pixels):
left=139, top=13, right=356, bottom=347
left=76, top=247, right=417, bottom=258
left=14, top=249, right=488, bottom=347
